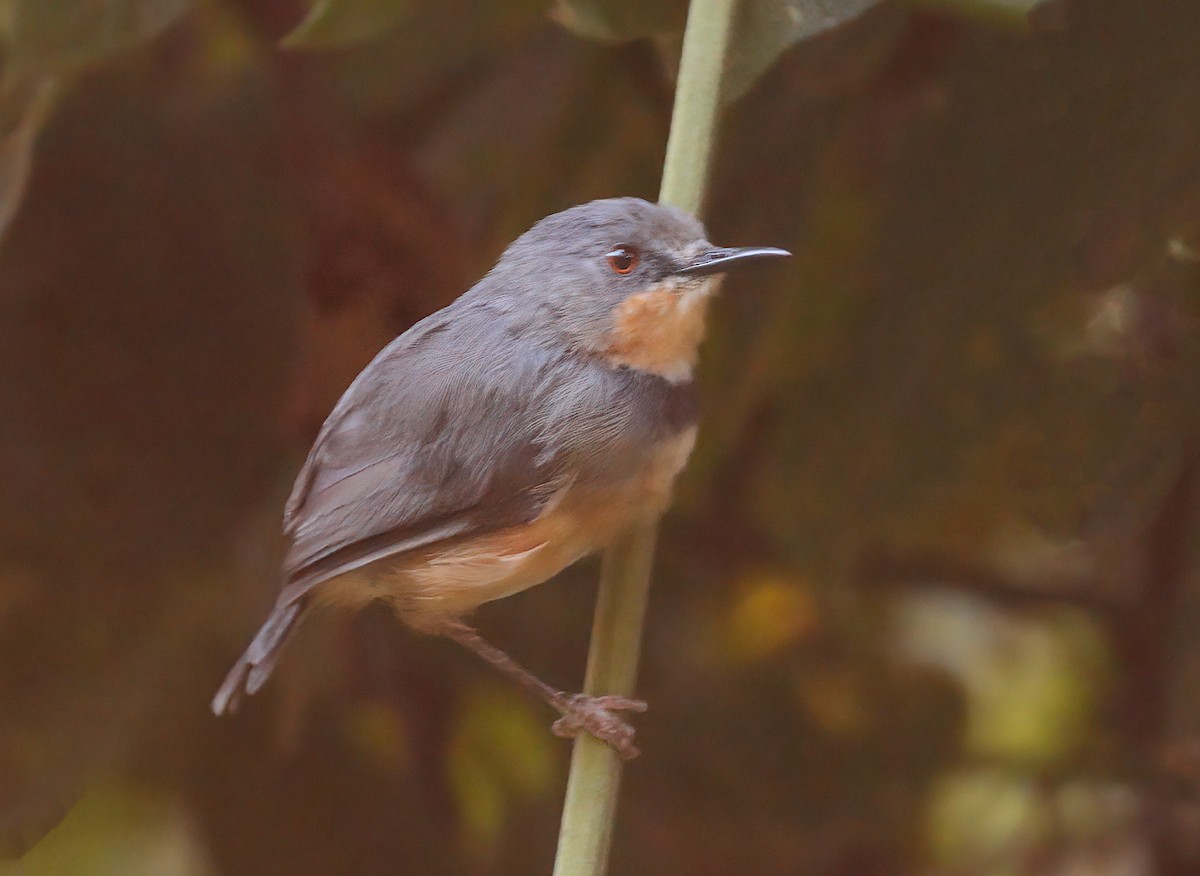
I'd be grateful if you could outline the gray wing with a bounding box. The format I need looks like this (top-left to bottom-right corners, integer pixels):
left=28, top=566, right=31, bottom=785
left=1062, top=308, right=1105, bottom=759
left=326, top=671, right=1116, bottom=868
left=277, top=301, right=566, bottom=604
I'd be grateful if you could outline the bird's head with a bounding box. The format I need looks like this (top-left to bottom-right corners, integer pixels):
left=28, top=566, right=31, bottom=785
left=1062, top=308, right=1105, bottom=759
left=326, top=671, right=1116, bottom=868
left=483, top=197, right=789, bottom=383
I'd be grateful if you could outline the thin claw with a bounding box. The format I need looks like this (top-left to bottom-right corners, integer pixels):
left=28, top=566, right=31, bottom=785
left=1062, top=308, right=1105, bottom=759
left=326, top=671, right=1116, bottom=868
left=550, top=693, right=646, bottom=760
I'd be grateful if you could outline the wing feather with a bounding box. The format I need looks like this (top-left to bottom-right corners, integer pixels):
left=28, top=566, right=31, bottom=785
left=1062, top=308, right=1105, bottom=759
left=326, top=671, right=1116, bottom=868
left=278, top=302, right=562, bottom=601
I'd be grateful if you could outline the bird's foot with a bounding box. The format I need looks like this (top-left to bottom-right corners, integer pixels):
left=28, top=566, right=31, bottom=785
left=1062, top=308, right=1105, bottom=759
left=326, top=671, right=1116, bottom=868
left=551, top=694, right=647, bottom=760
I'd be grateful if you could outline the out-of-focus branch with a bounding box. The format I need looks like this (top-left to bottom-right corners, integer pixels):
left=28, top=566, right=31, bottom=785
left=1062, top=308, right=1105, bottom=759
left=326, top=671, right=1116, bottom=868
left=856, top=548, right=1119, bottom=617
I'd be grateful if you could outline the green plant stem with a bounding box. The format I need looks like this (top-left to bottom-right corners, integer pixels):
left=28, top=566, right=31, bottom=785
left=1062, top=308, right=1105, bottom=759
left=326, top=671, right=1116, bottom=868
left=550, top=525, right=657, bottom=876
left=659, top=0, right=738, bottom=214
left=551, top=1, right=738, bottom=875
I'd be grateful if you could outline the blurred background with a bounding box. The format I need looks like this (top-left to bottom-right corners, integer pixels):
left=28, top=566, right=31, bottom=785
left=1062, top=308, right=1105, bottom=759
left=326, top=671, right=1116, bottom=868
left=2, top=0, right=1200, bottom=873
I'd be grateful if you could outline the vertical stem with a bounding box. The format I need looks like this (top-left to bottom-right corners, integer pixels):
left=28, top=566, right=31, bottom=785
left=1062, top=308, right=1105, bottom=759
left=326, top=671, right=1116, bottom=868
left=552, top=1, right=738, bottom=874
left=659, top=0, right=738, bottom=213
left=551, top=526, right=657, bottom=876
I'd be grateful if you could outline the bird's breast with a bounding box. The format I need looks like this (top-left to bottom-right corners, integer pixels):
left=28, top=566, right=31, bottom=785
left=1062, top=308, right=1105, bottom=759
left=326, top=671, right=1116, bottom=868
left=386, top=424, right=698, bottom=628
left=602, top=280, right=714, bottom=383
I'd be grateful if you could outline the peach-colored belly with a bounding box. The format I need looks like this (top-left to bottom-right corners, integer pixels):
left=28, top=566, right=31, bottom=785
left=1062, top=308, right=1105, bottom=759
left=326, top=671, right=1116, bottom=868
left=316, top=426, right=697, bottom=632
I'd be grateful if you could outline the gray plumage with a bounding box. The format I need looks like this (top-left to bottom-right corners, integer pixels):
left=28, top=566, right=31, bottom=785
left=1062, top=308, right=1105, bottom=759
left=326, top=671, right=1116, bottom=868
left=212, top=198, right=709, bottom=715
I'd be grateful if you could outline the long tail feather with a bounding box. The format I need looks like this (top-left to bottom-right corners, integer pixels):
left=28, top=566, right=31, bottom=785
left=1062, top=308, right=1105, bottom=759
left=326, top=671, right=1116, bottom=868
left=211, top=600, right=306, bottom=715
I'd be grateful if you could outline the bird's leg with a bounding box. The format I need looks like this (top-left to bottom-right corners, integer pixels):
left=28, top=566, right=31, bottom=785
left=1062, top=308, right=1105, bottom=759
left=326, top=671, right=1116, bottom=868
left=441, top=621, right=647, bottom=759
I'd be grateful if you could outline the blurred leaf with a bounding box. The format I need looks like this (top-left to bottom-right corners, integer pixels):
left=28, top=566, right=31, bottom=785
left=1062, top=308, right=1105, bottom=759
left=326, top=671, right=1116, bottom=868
left=725, top=0, right=883, bottom=102
left=927, top=768, right=1043, bottom=869
left=965, top=623, right=1091, bottom=763
left=313, top=0, right=548, bottom=122
left=282, top=0, right=416, bottom=49
left=895, top=595, right=1107, bottom=765
left=916, top=0, right=1056, bottom=28
left=447, top=686, right=557, bottom=853
left=0, top=41, right=296, bottom=857
left=6, top=0, right=193, bottom=73
left=0, top=0, right=190, bottom=240
left=552, top=0, right=883, bottom=102
left=18, top=783, right=210, bottom=876
left=550, top=0, right=685, bottom=42
left=0, top=77, right=55, bottom=241
left=722, top=573, right=817, bottom=663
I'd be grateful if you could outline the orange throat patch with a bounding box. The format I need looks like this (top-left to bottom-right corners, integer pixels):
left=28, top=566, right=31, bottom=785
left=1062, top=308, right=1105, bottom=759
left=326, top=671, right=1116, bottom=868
left=602, top=280, right=714, bottom=382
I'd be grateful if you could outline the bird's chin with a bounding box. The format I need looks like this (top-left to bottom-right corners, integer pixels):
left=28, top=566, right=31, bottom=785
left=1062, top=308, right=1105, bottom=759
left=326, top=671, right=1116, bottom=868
left=681, top=275, right=722, bottom=301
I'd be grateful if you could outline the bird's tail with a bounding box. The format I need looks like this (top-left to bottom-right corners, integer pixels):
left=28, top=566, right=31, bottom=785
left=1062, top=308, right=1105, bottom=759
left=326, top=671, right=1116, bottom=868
left=211, top=599, right=307, bottom=716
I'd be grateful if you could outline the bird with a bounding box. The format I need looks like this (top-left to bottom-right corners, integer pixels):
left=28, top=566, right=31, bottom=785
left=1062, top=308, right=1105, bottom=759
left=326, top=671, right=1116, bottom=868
left=212, top=197, right=789, bottom=758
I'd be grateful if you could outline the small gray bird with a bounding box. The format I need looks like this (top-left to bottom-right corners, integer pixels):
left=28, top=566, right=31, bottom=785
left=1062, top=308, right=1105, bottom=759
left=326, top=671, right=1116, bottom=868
left=212, top=197, right=788, bottom=758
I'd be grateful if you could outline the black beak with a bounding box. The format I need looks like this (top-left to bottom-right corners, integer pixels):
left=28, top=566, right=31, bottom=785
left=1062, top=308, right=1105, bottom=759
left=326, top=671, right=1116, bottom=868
left=675, top=246, right=791, bottom=277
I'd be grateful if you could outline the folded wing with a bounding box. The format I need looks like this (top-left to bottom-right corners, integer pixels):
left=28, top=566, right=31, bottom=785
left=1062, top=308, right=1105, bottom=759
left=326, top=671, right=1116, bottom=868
left=280, top=303, right=565, bottom=604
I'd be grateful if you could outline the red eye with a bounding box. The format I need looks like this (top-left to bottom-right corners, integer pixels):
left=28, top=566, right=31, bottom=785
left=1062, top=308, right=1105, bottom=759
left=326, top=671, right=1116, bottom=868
left=606, top=246, right=639, bottom=275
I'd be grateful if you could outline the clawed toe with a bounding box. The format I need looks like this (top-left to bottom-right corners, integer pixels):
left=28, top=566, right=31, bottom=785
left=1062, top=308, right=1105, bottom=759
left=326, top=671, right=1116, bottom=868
left=551, top=693, right=647, bottom=760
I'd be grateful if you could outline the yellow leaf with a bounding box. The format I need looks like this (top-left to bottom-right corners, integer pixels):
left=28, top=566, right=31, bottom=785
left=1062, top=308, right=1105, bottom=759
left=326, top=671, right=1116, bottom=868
left=723, top=573, right=817, bottom=664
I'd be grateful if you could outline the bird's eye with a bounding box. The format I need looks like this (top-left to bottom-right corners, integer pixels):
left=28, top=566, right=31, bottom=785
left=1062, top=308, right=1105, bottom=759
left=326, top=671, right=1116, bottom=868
left=606, top=246, right=639, bottom=275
